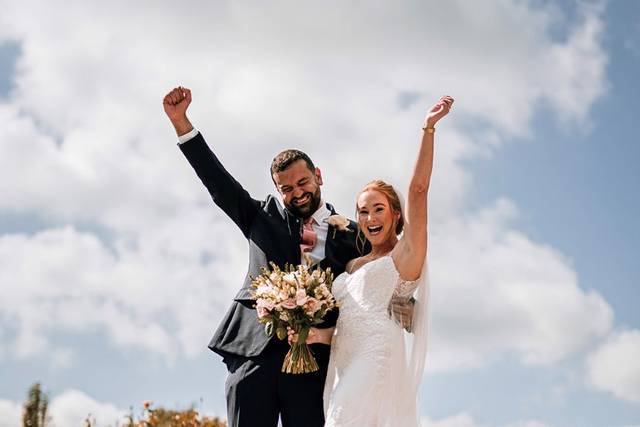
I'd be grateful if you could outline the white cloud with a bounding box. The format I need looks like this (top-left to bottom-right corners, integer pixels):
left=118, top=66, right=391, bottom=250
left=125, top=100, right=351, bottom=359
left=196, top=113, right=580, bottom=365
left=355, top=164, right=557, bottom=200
left=0, top=224, right=245, bottom=363
left=0, top=389, right=226, bottom=427
left=586, top=329, right=640, bottom=403
left=426, top=199, right=613, bottom=372
left=422, top=412, right=551, bottom=427
left=544, top=2, right=608, bottom=124
left=0, top=0, right=611, bottom=381
left=0, top=0, right=608, bottom=229
left=0, top=400, right=22, bottom=427
left=48, top=390, right=128, bottom=427
left=423, top=413, right=480, bottom=427
left=4, top=0, right=597, bottom=137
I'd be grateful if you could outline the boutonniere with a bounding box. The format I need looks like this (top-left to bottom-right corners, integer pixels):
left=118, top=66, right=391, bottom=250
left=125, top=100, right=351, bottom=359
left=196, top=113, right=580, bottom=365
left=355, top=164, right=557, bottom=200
left=324, top=214, right=352, bottom=238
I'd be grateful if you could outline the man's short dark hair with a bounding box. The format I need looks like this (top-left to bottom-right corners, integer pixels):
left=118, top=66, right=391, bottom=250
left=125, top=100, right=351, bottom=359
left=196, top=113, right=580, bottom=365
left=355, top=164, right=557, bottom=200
left=270, top=149, right=316, bottom=176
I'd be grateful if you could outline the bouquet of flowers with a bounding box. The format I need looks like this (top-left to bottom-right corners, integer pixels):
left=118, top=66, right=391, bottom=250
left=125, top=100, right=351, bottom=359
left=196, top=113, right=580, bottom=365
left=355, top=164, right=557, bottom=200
left=251, top=261, right=337, bottom=374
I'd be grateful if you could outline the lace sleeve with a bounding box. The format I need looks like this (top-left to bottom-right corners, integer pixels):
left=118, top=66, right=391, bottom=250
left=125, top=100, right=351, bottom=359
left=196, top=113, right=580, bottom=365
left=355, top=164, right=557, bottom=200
left=387, top=277, right=419, bottom=331
left=393, top=277, right=420, bottom=299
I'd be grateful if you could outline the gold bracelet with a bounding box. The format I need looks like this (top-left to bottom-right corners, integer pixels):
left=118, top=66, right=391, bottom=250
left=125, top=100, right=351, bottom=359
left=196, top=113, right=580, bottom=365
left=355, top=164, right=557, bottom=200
left=422, top=126, right=435, bottom=133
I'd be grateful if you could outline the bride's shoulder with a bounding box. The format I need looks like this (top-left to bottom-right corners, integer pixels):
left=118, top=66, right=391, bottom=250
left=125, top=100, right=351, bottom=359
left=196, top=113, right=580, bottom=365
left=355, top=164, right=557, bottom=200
left=345, top=257, right=360, bottom=275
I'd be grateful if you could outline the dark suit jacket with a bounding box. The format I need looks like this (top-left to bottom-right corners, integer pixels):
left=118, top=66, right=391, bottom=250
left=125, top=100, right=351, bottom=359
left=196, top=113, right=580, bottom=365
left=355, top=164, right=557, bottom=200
left=179, top=132, right=365, bottom=358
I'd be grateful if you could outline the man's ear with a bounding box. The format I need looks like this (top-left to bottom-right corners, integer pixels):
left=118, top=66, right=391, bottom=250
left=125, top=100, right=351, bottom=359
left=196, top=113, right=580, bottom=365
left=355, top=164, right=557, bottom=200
left=315, top=167, right=323, bottom=185
left=272, top=172, right=283, bottom=194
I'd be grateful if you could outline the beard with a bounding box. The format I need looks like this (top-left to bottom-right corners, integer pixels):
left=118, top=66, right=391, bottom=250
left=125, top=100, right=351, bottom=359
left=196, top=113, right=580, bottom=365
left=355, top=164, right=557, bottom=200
left=286, top=187, right=322, bottom=219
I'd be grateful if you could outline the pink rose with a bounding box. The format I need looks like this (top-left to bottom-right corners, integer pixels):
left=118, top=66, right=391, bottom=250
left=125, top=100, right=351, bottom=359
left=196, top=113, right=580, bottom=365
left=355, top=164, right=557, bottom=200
left=304, top=298, right=322, bottom=315
left=281, top=298, right=297, bottom=310
left=295, top=289, right=309, bottom=306
left=262, top=299, right=276, bottom=310
left=256, top=305, right=270, bottom=319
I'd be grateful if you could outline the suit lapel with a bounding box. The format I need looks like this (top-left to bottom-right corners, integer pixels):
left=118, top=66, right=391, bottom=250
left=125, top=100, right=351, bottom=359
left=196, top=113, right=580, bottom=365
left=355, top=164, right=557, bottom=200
left=318, top=202, right=349, bottom=272
left=323, top=225, right=336, bottom=263
left=322, top=203, right=338, bottom=262
left=273, top=197, right=302, bottom=262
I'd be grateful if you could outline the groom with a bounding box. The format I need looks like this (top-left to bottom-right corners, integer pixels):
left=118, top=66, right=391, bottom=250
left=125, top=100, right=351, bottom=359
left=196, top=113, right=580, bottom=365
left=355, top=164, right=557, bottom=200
left=163, top=86, right=365, bottom=427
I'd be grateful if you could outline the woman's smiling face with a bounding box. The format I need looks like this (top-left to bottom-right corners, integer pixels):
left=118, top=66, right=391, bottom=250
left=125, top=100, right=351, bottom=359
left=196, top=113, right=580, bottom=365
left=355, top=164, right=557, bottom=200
left=357, top=189, right=400, bottom=246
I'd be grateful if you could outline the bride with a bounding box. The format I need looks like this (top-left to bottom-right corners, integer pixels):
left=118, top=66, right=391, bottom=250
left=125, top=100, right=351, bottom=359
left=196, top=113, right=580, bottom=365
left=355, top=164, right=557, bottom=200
left=289, top=95, right=453, bottom=426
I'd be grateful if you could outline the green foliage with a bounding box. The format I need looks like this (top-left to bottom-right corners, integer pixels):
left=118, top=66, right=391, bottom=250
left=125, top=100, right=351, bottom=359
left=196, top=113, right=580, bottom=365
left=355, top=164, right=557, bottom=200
left=22, top=383, right=49, bottom=427
left=117, top=404, right=227, bottom=427
left=23, top=383, right=227, bottom=427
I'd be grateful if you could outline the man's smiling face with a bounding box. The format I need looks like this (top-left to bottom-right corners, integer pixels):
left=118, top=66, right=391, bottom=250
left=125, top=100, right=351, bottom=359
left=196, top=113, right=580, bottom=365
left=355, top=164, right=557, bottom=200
left=272, top=159, right=323, bottom=219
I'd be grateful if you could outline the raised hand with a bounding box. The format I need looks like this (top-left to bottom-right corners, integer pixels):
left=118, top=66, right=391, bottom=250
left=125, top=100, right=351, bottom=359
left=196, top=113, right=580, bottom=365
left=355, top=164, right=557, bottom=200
left=424, top=95, right=454, bottom=129
left=163, top=86, right=194, bottom=136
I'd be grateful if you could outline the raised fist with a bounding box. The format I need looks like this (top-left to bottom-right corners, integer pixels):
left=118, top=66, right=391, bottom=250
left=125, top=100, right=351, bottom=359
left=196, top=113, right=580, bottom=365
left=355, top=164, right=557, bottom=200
left=163, top=86, right=192, bottom=122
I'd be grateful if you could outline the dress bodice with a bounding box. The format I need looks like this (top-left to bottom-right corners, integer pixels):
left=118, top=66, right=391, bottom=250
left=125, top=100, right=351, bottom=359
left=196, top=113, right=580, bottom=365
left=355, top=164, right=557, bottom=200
left=324, top=255, right=422, bottom=427
left=333, top=255, right=419, bottom=328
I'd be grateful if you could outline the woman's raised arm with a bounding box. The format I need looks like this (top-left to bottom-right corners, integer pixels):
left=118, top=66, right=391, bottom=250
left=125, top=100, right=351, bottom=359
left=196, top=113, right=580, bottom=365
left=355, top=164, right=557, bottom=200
left=393, top=96, right=453, bottom=280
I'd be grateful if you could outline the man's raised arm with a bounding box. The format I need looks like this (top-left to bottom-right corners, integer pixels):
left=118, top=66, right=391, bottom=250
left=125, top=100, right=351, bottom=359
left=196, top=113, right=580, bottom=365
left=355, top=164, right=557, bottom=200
left=163, top=86, right=260, bottom=237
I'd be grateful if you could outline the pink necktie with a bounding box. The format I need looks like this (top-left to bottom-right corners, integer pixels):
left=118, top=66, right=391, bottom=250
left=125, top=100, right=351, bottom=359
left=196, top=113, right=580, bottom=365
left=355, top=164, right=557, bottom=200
left=300, top=218, right=317, bottom=255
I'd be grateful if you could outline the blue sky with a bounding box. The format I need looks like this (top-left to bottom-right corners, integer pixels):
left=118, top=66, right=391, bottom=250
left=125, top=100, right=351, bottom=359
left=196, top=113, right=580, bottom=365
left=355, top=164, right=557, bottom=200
left=1, top=1, right=639, bottom=426
left=468, top=0, right=639, bottom=328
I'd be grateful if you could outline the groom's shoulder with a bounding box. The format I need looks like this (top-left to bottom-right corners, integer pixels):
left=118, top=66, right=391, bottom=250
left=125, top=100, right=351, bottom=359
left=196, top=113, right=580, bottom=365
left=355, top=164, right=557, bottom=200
left=263, top=194, right=279, bottom=206
left=262, top=194, right=286, bottom=214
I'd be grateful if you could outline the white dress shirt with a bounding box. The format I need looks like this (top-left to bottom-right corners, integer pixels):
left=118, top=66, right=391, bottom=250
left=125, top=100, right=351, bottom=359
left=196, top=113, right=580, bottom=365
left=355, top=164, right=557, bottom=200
left=178, top=128, right=199, bottom=144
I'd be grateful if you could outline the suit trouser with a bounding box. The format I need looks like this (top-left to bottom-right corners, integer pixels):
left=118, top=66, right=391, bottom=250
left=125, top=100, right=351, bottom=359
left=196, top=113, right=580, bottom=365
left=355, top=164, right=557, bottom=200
left=224, top=339, right=331, bottom=427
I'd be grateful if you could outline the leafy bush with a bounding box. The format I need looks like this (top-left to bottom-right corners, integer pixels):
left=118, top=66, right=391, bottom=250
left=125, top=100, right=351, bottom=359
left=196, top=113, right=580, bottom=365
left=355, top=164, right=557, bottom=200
left=111, top=401, right=227, bottom=427
left=22, top=383, right=227, bottom=427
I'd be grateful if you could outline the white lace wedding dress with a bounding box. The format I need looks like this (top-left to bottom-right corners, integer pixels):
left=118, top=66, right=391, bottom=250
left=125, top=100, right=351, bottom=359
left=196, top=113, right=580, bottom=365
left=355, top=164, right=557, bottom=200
left=323, top=255, right=428, bottom=427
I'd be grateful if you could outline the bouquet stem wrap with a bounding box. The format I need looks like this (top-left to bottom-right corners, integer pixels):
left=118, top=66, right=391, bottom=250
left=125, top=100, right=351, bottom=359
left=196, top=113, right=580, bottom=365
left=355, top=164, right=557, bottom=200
left=282, top=326, right=319, bottom=374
